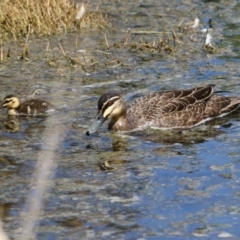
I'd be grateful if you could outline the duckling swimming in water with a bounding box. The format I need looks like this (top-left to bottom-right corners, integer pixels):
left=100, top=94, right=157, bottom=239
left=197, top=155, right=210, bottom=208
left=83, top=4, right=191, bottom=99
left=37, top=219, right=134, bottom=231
left=86, top=85, right=240, bottom=135
left=2, top=94, right=52, bottom=116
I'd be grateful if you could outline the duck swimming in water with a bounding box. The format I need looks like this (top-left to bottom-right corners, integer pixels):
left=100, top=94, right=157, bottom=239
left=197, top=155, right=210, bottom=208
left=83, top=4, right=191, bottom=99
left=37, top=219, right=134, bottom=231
left=2, top=94, right=52, bottom=116
left=86, top=85, right=240, bottom=135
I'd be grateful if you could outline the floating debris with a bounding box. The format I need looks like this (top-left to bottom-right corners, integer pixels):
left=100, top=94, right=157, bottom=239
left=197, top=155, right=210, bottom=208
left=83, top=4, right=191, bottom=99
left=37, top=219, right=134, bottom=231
left=201, top=28, right=209, bottom=34
left=217, top=232, right=234, bottom=238
left=99, top=160, right=115, bottom=171
left=204, top=28, right=216, bottom=53
left=205, top=29, right=213, bottom=46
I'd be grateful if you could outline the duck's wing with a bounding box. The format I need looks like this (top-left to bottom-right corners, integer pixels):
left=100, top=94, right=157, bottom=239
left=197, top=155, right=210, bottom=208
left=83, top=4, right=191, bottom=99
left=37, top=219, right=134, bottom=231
left=127, top=85, right=218, bottom=128
left=160, top=85, right=214, bottom=114
left=129, top=85, right=213, bottom=116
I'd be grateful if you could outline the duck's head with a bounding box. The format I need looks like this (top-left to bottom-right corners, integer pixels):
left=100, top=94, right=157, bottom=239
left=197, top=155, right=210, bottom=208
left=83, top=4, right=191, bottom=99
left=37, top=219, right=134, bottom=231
left=2, top=95, right=20, bottom=109
left=86, top=92, right=126, bottom=135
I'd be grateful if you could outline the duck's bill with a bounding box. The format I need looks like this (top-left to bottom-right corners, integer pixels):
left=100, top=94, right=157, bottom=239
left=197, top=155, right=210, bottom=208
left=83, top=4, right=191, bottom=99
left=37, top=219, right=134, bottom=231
left=86, top=113, right=106, bottom=136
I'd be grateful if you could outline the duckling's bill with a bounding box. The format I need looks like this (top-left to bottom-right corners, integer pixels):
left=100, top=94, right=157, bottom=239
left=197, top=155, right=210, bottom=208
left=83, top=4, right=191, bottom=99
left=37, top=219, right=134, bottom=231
left=86, top=112, right=106, bottom=135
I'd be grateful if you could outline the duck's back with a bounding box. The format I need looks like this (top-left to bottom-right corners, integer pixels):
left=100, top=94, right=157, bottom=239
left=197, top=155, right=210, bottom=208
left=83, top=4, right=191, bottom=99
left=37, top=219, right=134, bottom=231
left=17, top=99, right=51, bottom=115
left=127, top=85, right=240, bottom=129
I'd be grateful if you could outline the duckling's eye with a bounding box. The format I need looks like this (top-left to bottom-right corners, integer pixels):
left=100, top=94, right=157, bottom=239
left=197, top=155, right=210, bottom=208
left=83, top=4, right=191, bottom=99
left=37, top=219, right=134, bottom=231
left=107, top=101, right=113, bottom=106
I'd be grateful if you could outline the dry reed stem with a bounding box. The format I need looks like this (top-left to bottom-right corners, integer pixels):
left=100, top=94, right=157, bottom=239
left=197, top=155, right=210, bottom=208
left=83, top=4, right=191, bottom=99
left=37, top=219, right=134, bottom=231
left=59, top=42, right=77, bottom=65
left=104, top=34, right=109, bottom=50
left=172, top=30, right=183, bottom=45
left=7, top=48, right=10, bottom=59
left=123, top=29, right=131, bottom=47
left=19, top=25, right=31, bottom=60
left=86, top=61, right=98, bottom=69
left=0, top=41, right=3, bottom=62
left=46, top=37, right=57, bottom=60
left=27, top=89, right=43, bottom=99
left=178, top=18, right=185, bottom=28
left=58, top=42, right=89, bottom=70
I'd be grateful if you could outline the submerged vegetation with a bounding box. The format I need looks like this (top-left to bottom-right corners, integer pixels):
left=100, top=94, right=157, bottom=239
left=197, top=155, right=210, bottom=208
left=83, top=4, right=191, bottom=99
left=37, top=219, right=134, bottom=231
left=0, top=0, right=108, bottom=40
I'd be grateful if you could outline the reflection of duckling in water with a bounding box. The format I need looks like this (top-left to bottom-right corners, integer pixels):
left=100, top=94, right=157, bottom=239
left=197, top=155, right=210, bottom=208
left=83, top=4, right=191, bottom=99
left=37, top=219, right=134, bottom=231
left=3, top=116, right=20, bottom=133
left=2, top=94, right=53, bottom=116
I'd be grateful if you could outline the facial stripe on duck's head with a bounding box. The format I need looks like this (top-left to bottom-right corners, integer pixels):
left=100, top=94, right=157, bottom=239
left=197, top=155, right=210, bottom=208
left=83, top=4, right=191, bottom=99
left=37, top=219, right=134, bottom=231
left=98, top=93, right=126, bottom=118
left=2, top=95, right=20, bottom=109
left=97, top=92, right=125, bottom=119
left=98, top=92, right=120, bottom=110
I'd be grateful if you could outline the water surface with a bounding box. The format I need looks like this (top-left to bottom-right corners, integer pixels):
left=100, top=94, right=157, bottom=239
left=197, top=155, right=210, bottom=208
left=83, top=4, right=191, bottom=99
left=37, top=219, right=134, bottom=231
left=1, top=0, right=240, bottom=239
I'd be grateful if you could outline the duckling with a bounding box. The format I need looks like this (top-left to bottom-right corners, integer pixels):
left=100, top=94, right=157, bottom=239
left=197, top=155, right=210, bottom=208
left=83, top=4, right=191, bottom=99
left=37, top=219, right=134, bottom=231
left=86, top=85, right=240, bottom=135
left=2, top=94, right=52, bottom=116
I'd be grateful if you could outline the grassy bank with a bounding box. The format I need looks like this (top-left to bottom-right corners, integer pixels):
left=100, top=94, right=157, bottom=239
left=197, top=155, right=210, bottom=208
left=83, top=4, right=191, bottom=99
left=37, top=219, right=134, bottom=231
left=0, top=0, right=108, bottom=40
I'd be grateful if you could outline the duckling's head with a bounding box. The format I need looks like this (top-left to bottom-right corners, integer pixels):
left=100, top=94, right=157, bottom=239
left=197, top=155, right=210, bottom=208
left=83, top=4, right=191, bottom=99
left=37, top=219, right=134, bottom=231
left=2, top=95, right=20, bottom=109
left=86, top=92, right=126, bottom=135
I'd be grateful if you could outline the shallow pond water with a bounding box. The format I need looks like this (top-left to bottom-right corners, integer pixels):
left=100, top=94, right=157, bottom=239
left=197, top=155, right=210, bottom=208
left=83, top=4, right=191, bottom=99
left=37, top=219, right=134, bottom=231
left=1, top=0, right=240, bottom=239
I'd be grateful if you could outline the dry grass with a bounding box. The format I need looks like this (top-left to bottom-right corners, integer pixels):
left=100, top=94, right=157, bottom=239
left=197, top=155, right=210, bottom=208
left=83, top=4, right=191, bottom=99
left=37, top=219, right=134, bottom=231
left=39, top=17, right=217, bottom=71
left=107, top=18, right=217, bottom=56
left=0, top=15, right=217, bottom=69
left=0, top=0, right=108, bottom=40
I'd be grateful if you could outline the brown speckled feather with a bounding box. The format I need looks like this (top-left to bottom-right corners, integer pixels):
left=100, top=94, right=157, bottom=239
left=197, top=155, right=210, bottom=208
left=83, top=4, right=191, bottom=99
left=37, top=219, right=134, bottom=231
left=125, top=85, right=240, bottom=130
left=17, top=99, right=51, bottom=115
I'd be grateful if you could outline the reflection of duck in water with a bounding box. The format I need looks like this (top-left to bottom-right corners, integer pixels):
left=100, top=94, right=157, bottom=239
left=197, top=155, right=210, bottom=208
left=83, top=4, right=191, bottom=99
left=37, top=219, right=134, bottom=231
left=2, top=94, right=53, bottom=116
left=86, top=85, right=240, bottom=135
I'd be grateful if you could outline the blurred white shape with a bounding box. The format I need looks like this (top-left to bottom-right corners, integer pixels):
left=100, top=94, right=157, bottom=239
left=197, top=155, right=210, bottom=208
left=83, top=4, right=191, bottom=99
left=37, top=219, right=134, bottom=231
left=77, top=49, right=86, bottom=53
left=201, top=28, right=208, bottom=33
left=217, top=232, right=233, bottom=238
left=19, top=115, right=64, bottom=240
left=0, top=221, right=9, bottom=240
left=191, top=17, right=200, bottom=29
left=205, top=29, right=213, bottom=46
left=76, top=4, right=85, bottom=21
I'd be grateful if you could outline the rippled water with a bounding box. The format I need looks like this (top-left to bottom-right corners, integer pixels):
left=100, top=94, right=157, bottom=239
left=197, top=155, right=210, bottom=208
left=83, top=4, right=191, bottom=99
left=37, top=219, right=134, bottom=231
left=1, top=0, right=240, bottom=239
